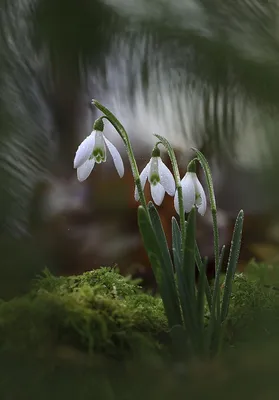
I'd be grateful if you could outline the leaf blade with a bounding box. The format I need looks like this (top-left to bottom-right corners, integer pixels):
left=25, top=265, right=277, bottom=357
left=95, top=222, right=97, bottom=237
left=137, top=204, right=182, bottom=328
left=221, top=209, right=244, bottom=322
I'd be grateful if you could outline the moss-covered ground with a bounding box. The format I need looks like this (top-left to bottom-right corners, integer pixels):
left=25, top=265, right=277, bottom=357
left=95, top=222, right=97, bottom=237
left=0, top=267, right=167, bottom=359
left=1, top=262, right=279, bottom=399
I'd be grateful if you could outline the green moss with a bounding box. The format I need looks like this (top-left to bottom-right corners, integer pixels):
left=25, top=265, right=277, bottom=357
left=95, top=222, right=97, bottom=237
left=224, top=263, right=279, bottom=346
left=2, top=263, right=279, bottom=398
left=1, top=261, right=279, bottom=362
left=0, top=267, right=167, bottom=358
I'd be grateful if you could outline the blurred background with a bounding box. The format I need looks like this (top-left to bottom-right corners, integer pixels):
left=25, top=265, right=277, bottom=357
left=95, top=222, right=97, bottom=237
left=1, top=0, right=279, bottom=298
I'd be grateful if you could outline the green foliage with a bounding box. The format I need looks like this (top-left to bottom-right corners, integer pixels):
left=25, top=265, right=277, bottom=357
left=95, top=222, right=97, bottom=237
left=0, top=267, right=167, bottom=359
left=1, top=262, right=279, bottom=361
left=224, top=268, right=279, bottom=346
left=33, top=267, right=140, bottom=297
left=1, top=262, right=279, bottom=400
left=132, top=133, right=244, bottom=358
left=2, top=263, right=279, bottom=399
left=137, top=203, right=182, bottom=329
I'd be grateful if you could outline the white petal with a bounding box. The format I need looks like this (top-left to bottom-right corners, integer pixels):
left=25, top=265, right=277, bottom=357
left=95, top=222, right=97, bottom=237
left=134, top=161, right=150, bottom=201
left=157, top=158, right=175, bottom=196
left=193, top=175, right=207, bottom=216
left=151, top=183, right=165, bottom=206
left=77, top=159, right=95, bottom=182
left=104, top=137, right=124, bottom=177
left=74, top=131, right=96, bottom=169
left=181, top=172, right=196, bottom=213
left=174, top=190, right=180, bottom=214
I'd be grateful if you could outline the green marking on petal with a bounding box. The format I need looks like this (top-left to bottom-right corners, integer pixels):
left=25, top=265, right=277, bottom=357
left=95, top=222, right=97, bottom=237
left=195, top=192, right=202, bottom=205
left=150, top=174, right=160, bottom=185
left=93, top=148, right=106, bottom=164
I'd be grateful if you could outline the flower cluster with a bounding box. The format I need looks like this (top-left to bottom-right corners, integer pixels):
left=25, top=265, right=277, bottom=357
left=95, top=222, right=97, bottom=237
left=73, top=124, right=206, bottom=216
left=73, top=103, right=245, bottom=361
left=135, top=153, right=207, bottom=216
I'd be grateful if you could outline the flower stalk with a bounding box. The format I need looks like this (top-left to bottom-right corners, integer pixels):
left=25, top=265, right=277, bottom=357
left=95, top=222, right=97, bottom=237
left=154, top=134, right=186, bottom=249
left=92, top=99, right=149, bottom=214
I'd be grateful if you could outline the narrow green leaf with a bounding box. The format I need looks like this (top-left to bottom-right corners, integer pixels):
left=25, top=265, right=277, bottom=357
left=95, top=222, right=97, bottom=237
left=172, top=217, right=196, bottom=344
left=195, top=241, right=212, bottom=309
left=171, top=216, right=182, bottom=268
left=212, top=245, right=225, bottom=318
left=206, top=244, right=225, bottom=356
left=137, top=206, right=161, bottom=281
left=216, top=245, right=225, bottom=321
left=196, top=258, right=207, bottom=355
left=148, top=202, right=175, bottom=281
left=137, top=205, right=182, bottom=328
left=148, top=202, right=183, bottom=325
left=221, top=210, right=244, bottom=322
left=183, top=208, right=196, bottom=302
left=178, top=208, right=199, bottom=346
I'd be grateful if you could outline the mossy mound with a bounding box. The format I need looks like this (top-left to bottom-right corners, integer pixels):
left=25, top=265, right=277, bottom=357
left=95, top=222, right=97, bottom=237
left=0, top=267, right=167, bottom=359
left=0, top=262, right=279, bottom=361
left=224, top=263, right=279, bottom=346
left=1, top=263, right=279, bottom=398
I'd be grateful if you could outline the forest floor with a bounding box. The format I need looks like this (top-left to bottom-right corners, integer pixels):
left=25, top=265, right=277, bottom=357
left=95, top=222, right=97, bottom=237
left=0, top=262, right=279, bottom=399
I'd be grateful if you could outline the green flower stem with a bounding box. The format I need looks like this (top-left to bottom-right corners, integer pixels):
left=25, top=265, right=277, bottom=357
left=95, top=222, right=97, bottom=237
left=187, top=159, right=197, bottom=173
left=193, top=148, right=219, bottom=279
left=212, top=210, right=219, bottom=278
left=173, top=185, right=186, bottom=248
left=92, top=99, right=148, bottom=215
left=154, top=134, right=186, bottom=247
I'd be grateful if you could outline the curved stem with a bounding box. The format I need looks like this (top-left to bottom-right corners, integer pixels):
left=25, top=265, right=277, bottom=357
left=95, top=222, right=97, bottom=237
left=92, top=99, right=149, bottom=214
left=154, top=135, right=186, bottom=247
left=192, top=148, right=219, bottom=280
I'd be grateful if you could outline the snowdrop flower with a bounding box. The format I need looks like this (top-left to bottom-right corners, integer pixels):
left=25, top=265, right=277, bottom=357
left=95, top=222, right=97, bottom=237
left=73, top=119, right=124, bottom=182
left=174, top=171, right=207, bottom=216
left=135, top=148, right=175, bottom=206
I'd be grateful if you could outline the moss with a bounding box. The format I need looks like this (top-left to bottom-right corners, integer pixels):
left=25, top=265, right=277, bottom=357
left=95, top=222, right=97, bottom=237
left=0, top=267, right=167, bottom=359
left=1, top=261, right=279, bottom=362
left=2, top=263, right=279, bottom=398
left=224, top=263, right=279, bottom=346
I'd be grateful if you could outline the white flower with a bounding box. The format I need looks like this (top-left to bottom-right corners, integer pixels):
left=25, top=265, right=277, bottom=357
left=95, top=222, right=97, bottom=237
left=174, top=172, right=207, bottom=216
left=135, top=156, right=175, bottom=206
left=73, top=130, right=124, bottom=182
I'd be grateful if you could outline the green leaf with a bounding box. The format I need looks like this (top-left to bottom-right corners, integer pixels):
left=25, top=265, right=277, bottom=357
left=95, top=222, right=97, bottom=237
left=137, top=205, right=182, bottom=328
left=196, top=258, right=207, bottom=355
left=183, top=208, right=197, bottom=303
left=221, top=209, right=244, bottom=322
left=171, top=217, right=195, bottom=344
left=171, top=216, right=182, bottom=269
left=206, top=244, right=225, bottom=356
left=175, top=208, right=199, bottom=347
left=195, top=241, right=212, bottom=309
left=148, top=202, right=176, bottom=284
left=216, top=245, right=226, bottom=321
